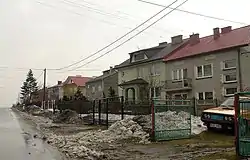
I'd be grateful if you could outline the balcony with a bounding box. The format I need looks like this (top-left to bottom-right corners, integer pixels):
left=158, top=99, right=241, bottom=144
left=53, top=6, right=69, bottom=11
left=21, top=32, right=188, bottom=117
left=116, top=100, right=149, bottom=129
left=165, top=78, right=192, bottom=92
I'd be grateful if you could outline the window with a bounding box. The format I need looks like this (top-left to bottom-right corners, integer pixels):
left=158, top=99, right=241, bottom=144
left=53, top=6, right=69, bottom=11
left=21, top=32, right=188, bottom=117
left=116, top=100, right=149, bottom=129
left=151, top=64, right=160, bottom=76
left=174, top=93, right=187, bottom=99
left=92, top=86, right=95, bottom=92
left=137, top=67, right=144, bottom=78
left=225, top=87, right=237, bottom=96
left=172, top=68, right=187, bottom=81
left=222, top=59, right=236, bottom=70
left=98, top=85, right=102, bottom=91
left=224, top=72, right=237, bottom=83
left=134, top=53, right=144, bottom=61
left=150, top=87, right=160, bottom=98
left=196, top=64, right=212, bottom=78
left=197, top=92, right=213, bottom=100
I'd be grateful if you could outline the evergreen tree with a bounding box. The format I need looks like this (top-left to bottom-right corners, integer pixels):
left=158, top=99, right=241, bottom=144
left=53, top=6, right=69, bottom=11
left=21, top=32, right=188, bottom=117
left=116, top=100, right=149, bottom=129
left=20, top=69, right=38, bottom=103
left=74, top=87, right=83, bottom=100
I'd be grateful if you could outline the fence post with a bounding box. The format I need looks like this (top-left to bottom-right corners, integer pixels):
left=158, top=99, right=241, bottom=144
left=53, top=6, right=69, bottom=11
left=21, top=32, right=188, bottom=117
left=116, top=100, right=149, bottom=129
left=193, top=97, right=197, bottom=116
left=106, top=98, right=109, bottom=129
left=121, top=96, right=124, bottom=120
left=98, top=100, right=101, bottom=125
left=151, top=99, right=155, bottom=141
left=215, top=98, right=218, bottom=106
left=92, top=100, right=95, bottom=125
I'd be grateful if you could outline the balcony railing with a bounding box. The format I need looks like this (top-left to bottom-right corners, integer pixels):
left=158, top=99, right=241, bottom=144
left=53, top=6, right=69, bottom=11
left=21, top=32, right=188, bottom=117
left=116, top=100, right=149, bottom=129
left=165, top=78, right=192, bottom=91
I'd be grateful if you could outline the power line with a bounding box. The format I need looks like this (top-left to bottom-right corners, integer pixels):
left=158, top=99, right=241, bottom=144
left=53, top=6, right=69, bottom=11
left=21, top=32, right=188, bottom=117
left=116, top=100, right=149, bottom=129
left=60, top=0, right=126, bottom=20
left=68, top=0, right=189, bottom=71
left=137, top=0, right=248, bottom=25
left=56, top=0, right=179, bottom=70
left=36, top=71, right=44, bottom=80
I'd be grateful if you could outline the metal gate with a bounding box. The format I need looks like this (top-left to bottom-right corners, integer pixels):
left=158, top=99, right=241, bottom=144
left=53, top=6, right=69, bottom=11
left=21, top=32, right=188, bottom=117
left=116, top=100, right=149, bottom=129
left=235, top=92, right=250, bottom=158
left=152, top=99, right=193, bottom=141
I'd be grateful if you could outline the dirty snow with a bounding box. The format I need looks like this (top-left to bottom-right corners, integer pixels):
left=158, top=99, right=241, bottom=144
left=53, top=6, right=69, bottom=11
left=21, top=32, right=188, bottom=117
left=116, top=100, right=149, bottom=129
left=48, top=118, right=149, bottom=159
left=80, top=113, right=135, bottom=121
left=133, top=111, right=206, bottom=135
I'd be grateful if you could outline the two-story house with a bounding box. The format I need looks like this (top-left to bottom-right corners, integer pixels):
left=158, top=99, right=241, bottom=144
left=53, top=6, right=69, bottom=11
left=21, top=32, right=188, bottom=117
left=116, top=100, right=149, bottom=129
left=163, top=25, right=250, bottom=102
left=47, top=81, right=64, bottom=101
left=115, top=35, right=188, bottom=101
left=62, top=75, right=92, bottom=98
left=86, top=67, right=118, bottom=100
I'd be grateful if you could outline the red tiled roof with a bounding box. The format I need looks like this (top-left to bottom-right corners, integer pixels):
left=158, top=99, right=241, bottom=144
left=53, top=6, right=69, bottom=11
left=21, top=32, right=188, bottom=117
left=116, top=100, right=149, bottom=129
left=63, top=76, right=92, bottom=87
left=164, top=25, right=250, bottom=61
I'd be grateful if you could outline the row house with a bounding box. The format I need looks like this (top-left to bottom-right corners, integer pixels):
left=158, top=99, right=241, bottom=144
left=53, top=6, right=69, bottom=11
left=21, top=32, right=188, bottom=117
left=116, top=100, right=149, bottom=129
left=86, top=67, right=118, bottom=100
left=62, top=75, right=92, bottom=98
left=115, top=36, right=188, bottom=101
left=163, top=25, right=250, bottom=102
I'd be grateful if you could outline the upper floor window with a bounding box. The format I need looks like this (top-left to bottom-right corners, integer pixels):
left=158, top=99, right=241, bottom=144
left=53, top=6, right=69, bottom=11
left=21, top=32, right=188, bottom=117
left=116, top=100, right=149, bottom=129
left=92, top=86, right=95, bottom=93
left=98, top=85, right=102, bottom=91
left=223, top=72, right=237, bottom=83
left=196, top=64, right=212, bottom=78
left=137, top=67, right=144, bottom=78
left=172, top=68, right=187, bottom=81
left=151, top=64, right=160, bottom=76
left=222, top=59, right=236, bottom=70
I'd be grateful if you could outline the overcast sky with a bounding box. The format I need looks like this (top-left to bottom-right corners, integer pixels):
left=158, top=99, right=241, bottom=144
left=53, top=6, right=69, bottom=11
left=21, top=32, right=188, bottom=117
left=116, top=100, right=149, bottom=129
left=0, top=0, right=249, bottom=107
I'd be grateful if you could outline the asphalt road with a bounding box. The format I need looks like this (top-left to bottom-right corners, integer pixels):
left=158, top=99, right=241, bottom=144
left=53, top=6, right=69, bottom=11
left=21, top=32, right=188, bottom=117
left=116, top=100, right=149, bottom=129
left=0, top=108, right=67, bottom=160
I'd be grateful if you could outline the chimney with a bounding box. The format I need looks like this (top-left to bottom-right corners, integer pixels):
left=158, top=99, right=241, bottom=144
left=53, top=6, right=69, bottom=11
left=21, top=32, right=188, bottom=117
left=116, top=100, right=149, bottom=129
left=189, top=33, right=200, bottom=45
left=58, top=81, right=62, bottom=85
left=171, top=35, right=183, bottom=45
left=221, top=26, right=232, bottom=34
left=109, top=66, right=113, bottom=74
left=213, top=27, right=220, bottom=40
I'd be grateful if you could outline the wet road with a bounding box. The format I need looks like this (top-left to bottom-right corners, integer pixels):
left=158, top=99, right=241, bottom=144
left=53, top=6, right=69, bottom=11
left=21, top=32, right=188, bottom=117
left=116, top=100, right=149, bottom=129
left=0, top=108, right=67, bottom=160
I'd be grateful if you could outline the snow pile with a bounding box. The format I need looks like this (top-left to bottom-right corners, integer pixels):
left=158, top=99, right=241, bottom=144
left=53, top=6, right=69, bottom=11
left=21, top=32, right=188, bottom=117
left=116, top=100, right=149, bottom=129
left=24, top=105, right=42, bottom=114
left=133, top=111, right=206, bottom=135
left=47, top=118, right=149, bottom=159
left=53, top=109, right=82, bottom=124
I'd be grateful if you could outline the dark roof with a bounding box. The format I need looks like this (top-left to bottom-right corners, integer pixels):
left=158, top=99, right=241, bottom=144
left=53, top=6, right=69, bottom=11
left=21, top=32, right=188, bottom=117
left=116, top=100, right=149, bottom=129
left=164, top=25, right=250, bottom=61
left=118, top=78, right=148, bottom=86
left=86, top=72, right=117, bottom=83
left=114, top=40, right=187, bottom=69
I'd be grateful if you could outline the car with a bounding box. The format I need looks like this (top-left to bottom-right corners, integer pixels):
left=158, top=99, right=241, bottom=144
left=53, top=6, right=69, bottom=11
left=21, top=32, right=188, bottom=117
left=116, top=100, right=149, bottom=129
left=201, top=96, right=250, bottom=131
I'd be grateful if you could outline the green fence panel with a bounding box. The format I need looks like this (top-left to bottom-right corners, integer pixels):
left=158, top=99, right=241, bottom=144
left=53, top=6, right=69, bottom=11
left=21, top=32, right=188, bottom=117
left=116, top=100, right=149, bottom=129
left=153, top=99, right=193, bottom=141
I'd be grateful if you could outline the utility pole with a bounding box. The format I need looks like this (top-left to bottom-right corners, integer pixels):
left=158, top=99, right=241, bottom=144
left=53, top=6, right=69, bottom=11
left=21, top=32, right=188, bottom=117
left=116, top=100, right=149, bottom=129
left=43, top=68, right=46, bottom=109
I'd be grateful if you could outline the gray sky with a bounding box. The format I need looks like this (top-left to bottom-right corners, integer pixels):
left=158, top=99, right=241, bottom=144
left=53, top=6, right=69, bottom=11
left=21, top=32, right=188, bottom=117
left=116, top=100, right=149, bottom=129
left=0, top=0, right=249, bottom=107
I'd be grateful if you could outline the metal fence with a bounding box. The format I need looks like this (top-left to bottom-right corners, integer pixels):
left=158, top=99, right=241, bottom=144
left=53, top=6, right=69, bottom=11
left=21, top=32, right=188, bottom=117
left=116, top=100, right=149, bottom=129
left=58, top=100, right=92, bottom=114
left=152, top=99, right=193, bottom=141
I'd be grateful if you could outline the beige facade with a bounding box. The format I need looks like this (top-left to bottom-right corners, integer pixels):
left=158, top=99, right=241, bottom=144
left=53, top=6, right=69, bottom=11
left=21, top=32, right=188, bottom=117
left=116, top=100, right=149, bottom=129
left=118, top=60, right=166, bottom=100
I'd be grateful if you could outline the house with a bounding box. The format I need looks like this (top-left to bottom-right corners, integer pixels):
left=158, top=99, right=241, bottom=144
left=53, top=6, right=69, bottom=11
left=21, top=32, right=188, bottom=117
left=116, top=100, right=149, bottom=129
left=30, top=88, right=48, bottom=106
left=86, top=67, right=118, bottom=100
left=47, top=81, right=64, bottom=101
left=114, top=36, right=188, bottom=101
left=163, top=25, right=250, bottom=102
left=62, top=75, right=92, bottom=98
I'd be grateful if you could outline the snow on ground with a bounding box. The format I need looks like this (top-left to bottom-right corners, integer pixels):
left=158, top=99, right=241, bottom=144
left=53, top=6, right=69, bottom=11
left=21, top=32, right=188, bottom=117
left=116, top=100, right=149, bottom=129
left=80, top=113, right=135, bottom=121
left=133, top=111, right=207, bottom=135
left=48, top=118, right=150, bottom=159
